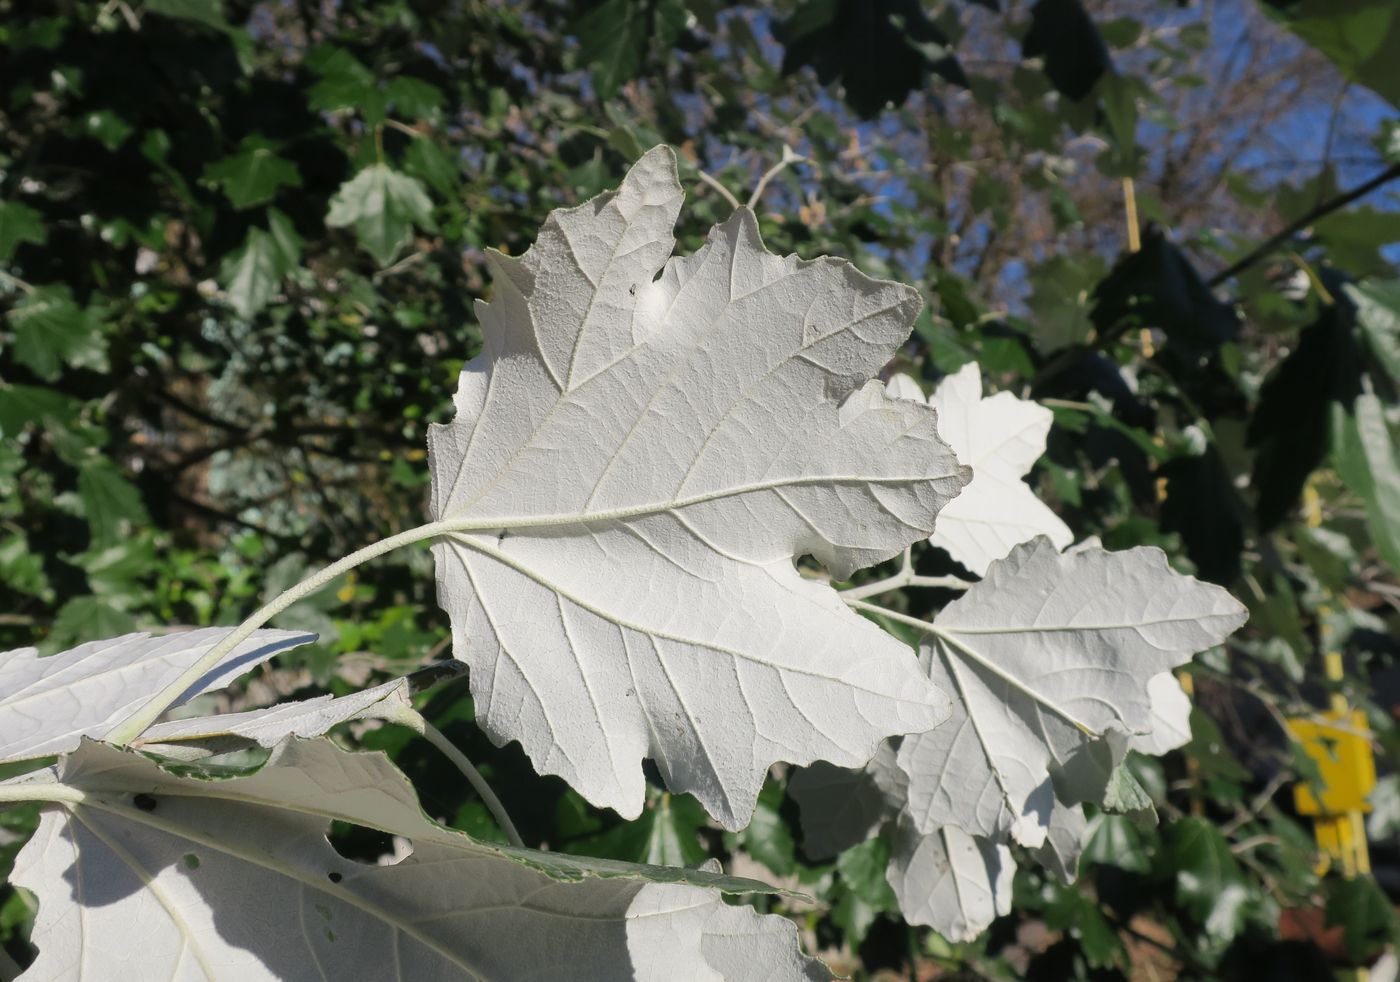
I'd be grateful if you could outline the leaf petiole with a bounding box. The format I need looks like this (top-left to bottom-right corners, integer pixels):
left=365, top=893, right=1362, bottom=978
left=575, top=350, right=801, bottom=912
left=408, top=711, right=525, bottom=849
left=108, top=518, right=465, bottom=748
left=838, top=548, right=973, bottom=601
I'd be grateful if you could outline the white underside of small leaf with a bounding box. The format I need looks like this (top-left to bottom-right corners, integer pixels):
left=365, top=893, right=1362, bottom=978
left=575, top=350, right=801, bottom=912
left=886, top=819, right=1013, bottom=943
left=427, top=146, right=965, bottom=829
left=11, top=739, right=829, bottom=982
left=1032, top=797, right=1089, bottom=884
left=134, top=675, right=417, bottom=752
left=1128, top=672, right=1193, bottom=756
left=0, top=629, right=316, bottom=764
left=897, top=537, right=1246, bottom=845
left=887, top=366, right=1071, bottom=575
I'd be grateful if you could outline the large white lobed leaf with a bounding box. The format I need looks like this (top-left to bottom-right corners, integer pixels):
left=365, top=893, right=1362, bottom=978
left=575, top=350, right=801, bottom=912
left=897, top=537, right=1247, bottom=845
left=427, top=146, right=966, bottom=829
left=10, top=738, right=829, bottom=982
left=887, top=367, right=1072, bottom=575
left=0, top=629, right=316, bottom=764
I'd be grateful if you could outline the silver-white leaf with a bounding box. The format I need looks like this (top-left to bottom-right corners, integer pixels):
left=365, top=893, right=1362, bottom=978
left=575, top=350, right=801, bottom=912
left=134, top=675, right=419, bottom=755
left=1128, top=672, right=1193, bottom=756
left=0, top=629, right=315, bottom=764
left=1031, top=797, right=1089, bottom=884
left=888, top=366, right=1071, bottom=575
left=11, top=739, right=829, bottom=982
left=897, top=537, right=1247, bottom=845
left=886, top=818, right=1013, bottom=942
left=426, top=146, right=964, bottom=829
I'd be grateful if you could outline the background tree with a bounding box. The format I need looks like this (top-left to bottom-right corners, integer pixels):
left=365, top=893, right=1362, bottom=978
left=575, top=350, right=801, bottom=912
left=3, top=0, right=1400, bottom=977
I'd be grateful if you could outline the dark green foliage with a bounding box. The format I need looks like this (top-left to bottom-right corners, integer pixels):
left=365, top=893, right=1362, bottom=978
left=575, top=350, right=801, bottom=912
left=1022, top=0, right=1111, bottom=101
left=1247, top=300, right=1362, bottom=530
left=777, top=0, right=967, bottom=118
left=1091, top=230, right=1241, bottom=358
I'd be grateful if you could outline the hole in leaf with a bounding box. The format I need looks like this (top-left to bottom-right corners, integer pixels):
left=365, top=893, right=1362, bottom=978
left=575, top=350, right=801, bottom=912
left=327, top=871, right=343, bottom=884
left=133, top=793, right=157, bottom=812
left=326, top=820, right=404, bottom=866
left=182, top=853, right=200, bottom=871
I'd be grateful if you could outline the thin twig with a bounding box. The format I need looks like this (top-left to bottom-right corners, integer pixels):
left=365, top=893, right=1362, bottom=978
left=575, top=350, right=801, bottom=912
left=695, top=170, right=740, bottom=211
left=106, top=519, right=462, bottom=746
left=1207, top=161, right=1400, bottom=287
left=747, top=146, right=807, bottom=211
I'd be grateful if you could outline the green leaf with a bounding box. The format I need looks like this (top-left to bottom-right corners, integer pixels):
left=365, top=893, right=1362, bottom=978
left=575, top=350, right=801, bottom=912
left=1325, top=875, right=1399, bottom=961
left=6, top=285, right=108, bottom=380
left=565, top=792, right=709, bottom=866
left=78, top=459, right=150, bottom=548
left=384, top=77, right=444, bottom=119
left=1162, top=818, right=1247, bottom=934
left=1271, top=0, right=1400, bottom=108
left=0, top=532, right=53, bottom=601
left=735, top=780, right=796, bottom=877
left=1346, top=278, right=1400, bottom=379
left=48, top=596, right=139, bottom=652
left=203, top=137, right=302, bottom=210
left=1332, top=387, right=1400, bottom=572
left=1042, top=883, right=1124, bottom=968
left=143, top=0, right=229, bottom=29
left=306, top=46, right=377, bottom=113
left=831, top=837, right=896, bottom=945
left=641, top=793, right=709, bottom=867
left=326, top=165, right=435, bottom=267
left=573, top=0, right=689, bottom=100
left=81, top=110, right=134, bottom=151
left=1026, top=254, right=1105, bottom=351
left=0, top=200, right=46, bottom=262
left=1082, top=814, right=1152, bottom=873
left=402, top=138, right=460, bottom=197
left=220, top=210, right=303, bottom=318
left=0, top=384, right=78, bottom=438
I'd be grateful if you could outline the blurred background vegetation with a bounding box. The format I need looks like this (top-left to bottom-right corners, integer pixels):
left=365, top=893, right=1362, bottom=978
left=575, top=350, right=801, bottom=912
left=3, top=0, right=1400, bottom=977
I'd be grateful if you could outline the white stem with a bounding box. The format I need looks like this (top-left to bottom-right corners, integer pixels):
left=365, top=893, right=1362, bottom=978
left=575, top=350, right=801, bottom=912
left=746, top=146, right=807, bottom=210
left=413, top=714, right=525, bottom=848
left=838, top=554, right=972, bottom=601
left=695, top=169, right=740, bottom=211
left=0, top=782, right=83, bottom=807
left=108, top=519, right=463, bottom=747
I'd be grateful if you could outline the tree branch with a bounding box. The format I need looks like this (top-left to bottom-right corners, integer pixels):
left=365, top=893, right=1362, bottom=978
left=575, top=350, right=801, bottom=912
left=1207, top=161, right=1400, bottom=287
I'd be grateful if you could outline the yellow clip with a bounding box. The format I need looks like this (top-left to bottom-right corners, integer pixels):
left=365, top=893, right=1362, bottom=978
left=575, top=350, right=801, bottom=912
left=1288, top=709, right=1376, bottom=816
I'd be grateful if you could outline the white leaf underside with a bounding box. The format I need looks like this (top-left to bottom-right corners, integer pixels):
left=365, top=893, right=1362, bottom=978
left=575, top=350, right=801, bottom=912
left=886, top=819, right=1013, bottom=943
left=0, top=629, right=315, bottom=765
left=133, top=675, right=417, bottom=756
left=888, top=367, right=1072, bottom=575
left=897, top=537, right=1247, bottom=846
left=11, top=739, right=829, bottom=982
left=1129, top=671, right=1193, bottom=756
left=427, top=146, right=966, bottom=829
